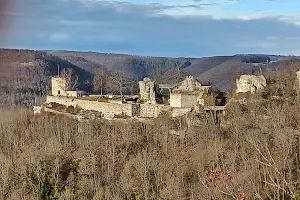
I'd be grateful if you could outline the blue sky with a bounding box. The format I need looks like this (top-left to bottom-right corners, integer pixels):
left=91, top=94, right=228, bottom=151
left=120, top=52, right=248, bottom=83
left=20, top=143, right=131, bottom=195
left=1, top=0, right=300, bottom=57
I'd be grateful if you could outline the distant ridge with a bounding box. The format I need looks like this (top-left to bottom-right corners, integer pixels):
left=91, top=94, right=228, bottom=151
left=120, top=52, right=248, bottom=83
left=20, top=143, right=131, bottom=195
left=0, top=48, right=295, bottom=107
left=46, top=50, right=289, bottom=91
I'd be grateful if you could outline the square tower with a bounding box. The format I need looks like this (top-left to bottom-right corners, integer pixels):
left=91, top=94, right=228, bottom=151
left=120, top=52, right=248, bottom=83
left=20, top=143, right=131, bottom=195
left=51, top=77, right=67, bottom=96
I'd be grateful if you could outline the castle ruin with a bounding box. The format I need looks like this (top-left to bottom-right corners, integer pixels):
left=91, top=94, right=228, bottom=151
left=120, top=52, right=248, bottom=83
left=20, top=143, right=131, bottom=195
left=170, top=76, right=220, bottom=108
left=51, top=77, right=86, bottom=97
left=42, top=75, right=226, bottom=119
left=51, top=77, right=68, bottom=96
left=138, top=77, right=157, bottom=104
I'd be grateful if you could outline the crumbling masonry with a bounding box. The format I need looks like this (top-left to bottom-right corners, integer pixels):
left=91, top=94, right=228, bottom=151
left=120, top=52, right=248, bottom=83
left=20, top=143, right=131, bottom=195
left=138, top=77, right=157, bottom=104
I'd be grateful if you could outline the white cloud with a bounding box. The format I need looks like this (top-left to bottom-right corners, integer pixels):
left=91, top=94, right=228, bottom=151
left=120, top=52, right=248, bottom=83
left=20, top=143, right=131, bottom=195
left=211, top=14, right=277, bottom=20
left=4, top=0, right=300, bottom=57
left=278, top=15, right=300, bottom=26
left=60, top=20, right=96, bottom=26
left=49, top=33, right=70, bottom=41
left=65, top=0, right=300, bottom=25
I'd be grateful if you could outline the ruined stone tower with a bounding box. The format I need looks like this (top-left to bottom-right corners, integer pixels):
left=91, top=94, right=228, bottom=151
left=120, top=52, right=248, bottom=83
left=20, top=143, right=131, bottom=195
left=139, top=77, right=156, bottom=104
left=51, top=77, right=67, bottom=96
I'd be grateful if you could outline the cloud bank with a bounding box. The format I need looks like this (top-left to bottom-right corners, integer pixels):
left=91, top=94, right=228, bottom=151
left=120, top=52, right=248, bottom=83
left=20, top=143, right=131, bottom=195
left=1, top=0, right=300, bottom=57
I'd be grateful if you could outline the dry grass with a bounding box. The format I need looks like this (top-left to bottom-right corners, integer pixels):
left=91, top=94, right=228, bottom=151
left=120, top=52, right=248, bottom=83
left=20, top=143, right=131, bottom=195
left=1, top=66, right=300, bottom=199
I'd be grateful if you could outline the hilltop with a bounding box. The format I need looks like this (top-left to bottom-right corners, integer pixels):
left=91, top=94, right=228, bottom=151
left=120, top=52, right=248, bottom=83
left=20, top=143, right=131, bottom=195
left=0, top=48, right=293, bottom=107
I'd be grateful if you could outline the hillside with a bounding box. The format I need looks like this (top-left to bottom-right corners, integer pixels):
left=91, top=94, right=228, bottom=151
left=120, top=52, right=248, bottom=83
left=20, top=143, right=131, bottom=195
left=2, top=65, right=300, bottom=199
left=196, top=55, right=289, bottom=92
left=48, top=50, right=289, bottom=92
left=0, top=49, right=92, bottom=107
left=0, top=48, right=293, bottom=107
left=47, top=50, right=198, bottom=79
left=196, top=55, right=266, bottom=92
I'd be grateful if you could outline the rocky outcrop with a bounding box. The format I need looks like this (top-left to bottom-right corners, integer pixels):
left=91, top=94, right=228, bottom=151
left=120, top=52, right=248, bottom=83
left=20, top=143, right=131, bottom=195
left=295, top=70, right=300, bottom=90
left=294, top=70, right=300, bottom=97
left=296, top=70, right=300, bottom=81
left=236, top=75, right=266, bottom=94
left=139, top=78, right=156, bottom=104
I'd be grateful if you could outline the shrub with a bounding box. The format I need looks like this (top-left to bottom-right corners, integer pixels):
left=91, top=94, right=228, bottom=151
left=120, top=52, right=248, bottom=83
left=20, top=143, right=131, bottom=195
left=2, top=64, right=300, bottom=199
left=66, top=105, right=81, bottom=114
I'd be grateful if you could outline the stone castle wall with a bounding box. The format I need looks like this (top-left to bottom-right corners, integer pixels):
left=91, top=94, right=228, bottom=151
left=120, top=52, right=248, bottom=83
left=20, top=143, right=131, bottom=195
left=46, top=96, right=165, bottom=118
left=171, top=108, right=192, bottom=117
left=46, top=96, right=134, bottom=117
left=170, top=93, right=197, bottom=108
left=139, top=104, right=165, bottom=118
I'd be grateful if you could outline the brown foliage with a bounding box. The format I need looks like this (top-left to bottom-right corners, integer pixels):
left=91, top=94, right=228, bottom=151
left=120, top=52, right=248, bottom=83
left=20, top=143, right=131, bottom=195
left=3, top=60, right=300, bottom=199
left=2, top=91, right=300, bottom=199
left=150, top=67, right=190, bottom=84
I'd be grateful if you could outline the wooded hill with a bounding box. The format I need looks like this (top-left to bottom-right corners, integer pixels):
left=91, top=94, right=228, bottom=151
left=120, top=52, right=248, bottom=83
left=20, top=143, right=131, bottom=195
left=0, top=49, right=91, bottom=107
left=46, top=50, right=289, bottom=92
left=0, top=48, right=293, bottom=107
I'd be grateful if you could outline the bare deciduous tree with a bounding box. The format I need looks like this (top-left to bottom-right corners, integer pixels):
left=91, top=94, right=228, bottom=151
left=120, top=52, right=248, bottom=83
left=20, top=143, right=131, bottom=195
left=163, top=67, right=189, bottom=84
left=108, top=70, right=135, bottom=97
left=60, top=68, right=79, bottom=91
left=93, top=67, right=108, bottom=95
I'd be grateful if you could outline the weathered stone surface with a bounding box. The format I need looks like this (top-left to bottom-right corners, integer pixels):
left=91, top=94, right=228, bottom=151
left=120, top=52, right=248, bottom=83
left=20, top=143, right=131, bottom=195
left=46, top=96, right=166, bottom=119
left=171, top=108, right=192, bottom=117
left=170, top=76, right=220, bottom=107
left=52, top=77, right=68, bottom=96
left=170, top=93, right=198, bottom=108
left=296, top=70, right=300, bottom=80
left=293, top=70, right=300, bottom=97
left=172, top=76, right=202, bottom=93
left=46, top=96, right=135, bottom=117
left=236, top=75, right=266, bottom=94
left=139, top=104, right=166, bottom=118
left=295, top=70, right=300, bottom=91
left=139, top=77, right=156, bottom=104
